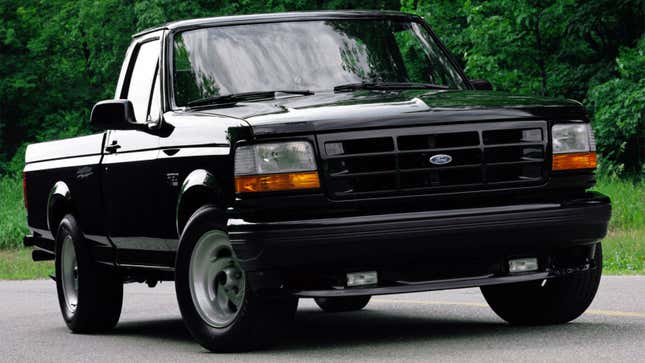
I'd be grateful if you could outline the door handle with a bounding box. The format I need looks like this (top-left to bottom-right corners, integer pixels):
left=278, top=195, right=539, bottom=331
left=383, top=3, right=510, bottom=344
left=105, top=141, right=121, bottom=153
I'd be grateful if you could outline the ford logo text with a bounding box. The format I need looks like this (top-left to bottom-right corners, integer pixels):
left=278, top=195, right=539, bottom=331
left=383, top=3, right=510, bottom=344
left=429, top=154, right=453, bottom=165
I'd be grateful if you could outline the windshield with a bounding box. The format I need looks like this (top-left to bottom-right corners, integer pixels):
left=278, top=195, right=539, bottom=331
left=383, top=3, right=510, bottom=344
left=172, top=19, right=467, bottom=107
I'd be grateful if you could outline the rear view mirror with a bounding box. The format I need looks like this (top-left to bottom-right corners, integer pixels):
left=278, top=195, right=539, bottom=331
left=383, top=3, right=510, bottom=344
left=470, top=79, right=493, bottom=91
left=90, top=100, right=139, bottom=130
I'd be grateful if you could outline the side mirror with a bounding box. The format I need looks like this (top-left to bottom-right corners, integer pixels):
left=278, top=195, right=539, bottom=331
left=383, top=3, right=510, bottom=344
left=90, top=99, right=139, bottom=130
left=470, top=79, right=493, bottom=91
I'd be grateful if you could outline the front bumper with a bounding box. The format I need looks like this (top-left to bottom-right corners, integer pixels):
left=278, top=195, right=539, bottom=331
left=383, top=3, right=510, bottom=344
left=228, top=192, right=610, bottom=294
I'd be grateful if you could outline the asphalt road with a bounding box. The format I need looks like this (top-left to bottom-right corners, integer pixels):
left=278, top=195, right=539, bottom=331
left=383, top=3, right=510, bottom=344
left=1, top=276, right=644, bottom=362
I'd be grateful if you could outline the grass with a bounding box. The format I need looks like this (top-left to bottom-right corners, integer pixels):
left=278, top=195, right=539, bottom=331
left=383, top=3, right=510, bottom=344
left=0, top=249, right=53, bottom=280
left=593, top=178, right=645, bottom=231
left=593, top=178, right=645, bottom=274
left=0, top=175, right=643, bottom=278
left=0, top=176, right=29, bottom=249
left=602, top=228, right=645, bottom=274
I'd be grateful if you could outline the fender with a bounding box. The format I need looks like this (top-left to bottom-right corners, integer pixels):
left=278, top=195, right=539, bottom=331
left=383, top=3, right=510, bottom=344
left=47, top=181, right=73, bottom=233
left=176, top=169, right=224, bottom=236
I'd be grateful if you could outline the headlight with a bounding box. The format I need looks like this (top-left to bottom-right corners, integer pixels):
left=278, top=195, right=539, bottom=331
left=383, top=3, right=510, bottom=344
left=551, top=123, right=597, bottom=171
left=234, top=141, right=320, bottom=193
left=552, top=124, right=595, bottom=154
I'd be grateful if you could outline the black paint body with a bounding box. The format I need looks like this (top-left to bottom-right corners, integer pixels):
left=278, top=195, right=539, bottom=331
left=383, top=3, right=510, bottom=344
left=23, top=11, right=610, bottom=294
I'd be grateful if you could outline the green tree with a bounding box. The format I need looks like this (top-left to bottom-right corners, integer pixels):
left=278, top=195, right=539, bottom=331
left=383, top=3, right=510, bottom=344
left=462, top=0, right=579, bottom=96
left=401, top=0, right=470, bottom=66
left=0, top=0, right=135, bottom=174
left=587, top=37, right=645, bottom=176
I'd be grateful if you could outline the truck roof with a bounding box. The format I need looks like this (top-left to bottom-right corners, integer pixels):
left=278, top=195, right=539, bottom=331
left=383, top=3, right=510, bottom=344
left=133, top=10, right=421, bottom=38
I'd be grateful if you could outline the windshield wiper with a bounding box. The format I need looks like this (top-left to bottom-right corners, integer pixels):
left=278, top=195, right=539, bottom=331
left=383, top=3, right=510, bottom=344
left=333, top=82, right=449, bottom=93
left=187, top=90, right=314, bottom=108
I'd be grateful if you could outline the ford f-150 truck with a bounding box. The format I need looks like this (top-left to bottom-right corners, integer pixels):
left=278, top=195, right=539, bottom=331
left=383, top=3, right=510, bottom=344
left=22, top=11, right=611, bottom=352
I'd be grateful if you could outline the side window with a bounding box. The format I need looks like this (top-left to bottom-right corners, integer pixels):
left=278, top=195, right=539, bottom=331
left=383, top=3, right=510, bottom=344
left=148, top=71, right=161, bottom=122
left=126, top=40, right=160, bottom=123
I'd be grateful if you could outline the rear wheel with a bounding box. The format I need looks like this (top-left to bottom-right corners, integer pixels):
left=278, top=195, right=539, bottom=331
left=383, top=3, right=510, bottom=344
left=314, top=296, right=371, bottom=313
left=175, top=206, right=298, bottom=352
left=481, top=243, right=602, bottom=325
left=55, top=214, right=123, bottom=333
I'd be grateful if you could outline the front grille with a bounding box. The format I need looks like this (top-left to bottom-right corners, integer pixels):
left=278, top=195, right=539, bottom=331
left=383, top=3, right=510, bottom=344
left=317, top=121, right=548, bottom=199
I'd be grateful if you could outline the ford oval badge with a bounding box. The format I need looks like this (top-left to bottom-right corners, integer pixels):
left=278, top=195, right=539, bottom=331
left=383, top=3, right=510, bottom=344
left=429, top=154, right=453, bottom=165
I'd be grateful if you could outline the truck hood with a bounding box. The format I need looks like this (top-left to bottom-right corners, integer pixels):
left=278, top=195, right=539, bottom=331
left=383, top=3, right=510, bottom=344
left=194, top=90, right=586, bottom=137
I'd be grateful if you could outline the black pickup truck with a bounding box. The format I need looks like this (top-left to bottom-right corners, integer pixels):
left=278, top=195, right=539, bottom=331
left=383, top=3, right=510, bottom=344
left=23, top=11, right=610, bottom=352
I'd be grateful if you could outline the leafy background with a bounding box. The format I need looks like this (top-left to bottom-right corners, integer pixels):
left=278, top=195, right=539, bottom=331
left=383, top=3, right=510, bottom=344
left=1, top=0, right=642, bottom=177
left=0, top=0, right=643, bottom=273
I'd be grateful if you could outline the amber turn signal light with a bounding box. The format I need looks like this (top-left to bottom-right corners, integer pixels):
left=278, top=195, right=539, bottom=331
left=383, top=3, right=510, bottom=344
left=235, top=172, right=321, bottom=193
left=552, top=152, right=597, bottom=171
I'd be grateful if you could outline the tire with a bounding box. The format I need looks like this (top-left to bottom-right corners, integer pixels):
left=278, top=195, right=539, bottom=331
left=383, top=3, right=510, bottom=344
left=175, top=206, right=298, bottom=352
left=481, top=243, right=602, bottom=325
left=314, top=296, right=371, bottom=313
left=55, top=214, right=123, bottom=333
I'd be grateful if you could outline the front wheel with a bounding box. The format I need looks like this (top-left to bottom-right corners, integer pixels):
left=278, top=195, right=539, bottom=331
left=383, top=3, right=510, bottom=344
left=481, top=243, right=602, bottom=325
left=175, top=206, right=297, bottom=352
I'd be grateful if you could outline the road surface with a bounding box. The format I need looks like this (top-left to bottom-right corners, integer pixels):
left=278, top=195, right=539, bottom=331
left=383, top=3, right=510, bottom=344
left=1, top=276, right=643, bottom=362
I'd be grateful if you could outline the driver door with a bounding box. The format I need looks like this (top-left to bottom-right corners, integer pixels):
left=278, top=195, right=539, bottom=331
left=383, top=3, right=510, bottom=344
left=102, top=34, right=171, bottom=267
